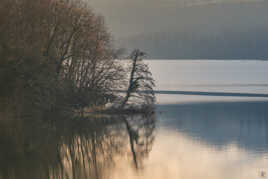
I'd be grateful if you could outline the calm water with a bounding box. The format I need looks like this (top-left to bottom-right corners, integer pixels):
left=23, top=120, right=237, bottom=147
left=106, top=60, right=268, bottom=179
left=2, top=60, right=268, bottom=179
left=148, top=60, right=268, bottom=103
left=130, top=60, right=268, bottom=179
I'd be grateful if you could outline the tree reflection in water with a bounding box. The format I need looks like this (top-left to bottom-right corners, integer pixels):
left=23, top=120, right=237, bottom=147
left=0, top=112, right=155, bottom=179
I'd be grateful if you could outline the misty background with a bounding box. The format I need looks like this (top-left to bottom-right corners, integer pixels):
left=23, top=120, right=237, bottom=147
left=89, top=0, right=268, bottom=59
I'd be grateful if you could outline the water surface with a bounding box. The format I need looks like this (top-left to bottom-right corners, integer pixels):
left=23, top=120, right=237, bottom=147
left=136, top=60, right=268, bottom=179
left=2, top=60, right=268, bottom=179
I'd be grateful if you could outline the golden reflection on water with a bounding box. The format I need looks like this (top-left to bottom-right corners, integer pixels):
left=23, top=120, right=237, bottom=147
left=2, top=101, right=268, bottom=179
left=112, top=128, right=268, bottom=179
left=0, top=113, right=156, bottom=179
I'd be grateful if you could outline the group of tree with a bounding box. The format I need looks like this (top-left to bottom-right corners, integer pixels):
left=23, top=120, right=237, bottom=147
left=0, top=1, right=156, bottom=178
left=0, top=0, right=155, bottom=119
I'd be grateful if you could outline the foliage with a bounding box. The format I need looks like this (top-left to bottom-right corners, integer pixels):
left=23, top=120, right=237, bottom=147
left=0, top=0, right=125, bottom=117
left=0, top=1, right=157, bottom=178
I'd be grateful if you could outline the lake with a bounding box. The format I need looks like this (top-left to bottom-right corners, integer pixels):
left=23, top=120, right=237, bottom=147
left=2, top=60, right=268, bottom=179
left=122, top=60, right=268, bottom=179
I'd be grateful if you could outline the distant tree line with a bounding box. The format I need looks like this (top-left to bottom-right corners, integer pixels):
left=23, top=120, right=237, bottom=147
left=122, top=29, right=268, bottom=59
left=0, top=0, right=155, bottom=119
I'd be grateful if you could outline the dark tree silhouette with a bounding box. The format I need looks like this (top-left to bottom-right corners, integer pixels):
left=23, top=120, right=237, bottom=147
left=121, top=49, right=155, bottom=108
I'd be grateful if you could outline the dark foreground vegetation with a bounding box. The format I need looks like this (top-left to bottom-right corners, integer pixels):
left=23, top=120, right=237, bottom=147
left=0, top=0, right=156, bottom=178
left=0, top=0, right=155, bottom=119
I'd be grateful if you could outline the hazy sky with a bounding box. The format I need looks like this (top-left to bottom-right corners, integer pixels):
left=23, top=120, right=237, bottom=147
left=89, top=0, right=266, bottom=38
left=88, top=0, right=268, bottom=59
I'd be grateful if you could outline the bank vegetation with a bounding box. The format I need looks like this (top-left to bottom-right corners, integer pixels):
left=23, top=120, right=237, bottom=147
left=0, top=0, right=155, bottom=120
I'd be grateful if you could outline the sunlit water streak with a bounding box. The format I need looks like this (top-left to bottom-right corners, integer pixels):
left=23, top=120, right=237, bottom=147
left=146, top=60, right=268, bottom=103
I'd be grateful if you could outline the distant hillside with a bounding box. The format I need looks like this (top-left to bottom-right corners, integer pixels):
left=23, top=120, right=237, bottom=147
left=115, top=2, right=268, bottom=59
left=120, top=28, right=268, bottom=59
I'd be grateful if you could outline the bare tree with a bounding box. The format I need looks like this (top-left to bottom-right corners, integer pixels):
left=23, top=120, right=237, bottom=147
left=0, top=0, right=127, bottom=116
left=121, top=49, right=155, bottom=108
